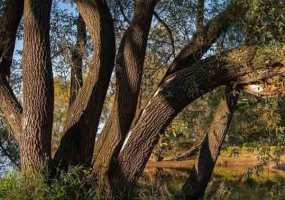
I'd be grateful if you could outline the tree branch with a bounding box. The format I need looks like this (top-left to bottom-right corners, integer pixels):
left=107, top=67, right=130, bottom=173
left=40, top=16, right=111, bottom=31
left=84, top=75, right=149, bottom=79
left=69, top=14, right=86, bottom=106
left=114, top=45, right=285, bottom=188
left=164, top=0, right=247, bottom=77
left=0, top=0, right=23, bottom=81
left=54, top=0, right=116, bottom=168
left=21, top=0, right=54, bottom=173
left=169, top=142, right=201, bottom=161
left=92, top=0, right=160, bottom=184
left=179, top=87, right=239, bottom=199
left=0, top=0, right=23, bottom=140
left=0, top=78, right=22, bottom=140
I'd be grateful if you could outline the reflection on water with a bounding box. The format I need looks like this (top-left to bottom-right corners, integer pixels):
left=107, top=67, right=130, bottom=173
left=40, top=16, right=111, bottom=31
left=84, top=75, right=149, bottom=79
left=134, top=166, right=285, bottom=200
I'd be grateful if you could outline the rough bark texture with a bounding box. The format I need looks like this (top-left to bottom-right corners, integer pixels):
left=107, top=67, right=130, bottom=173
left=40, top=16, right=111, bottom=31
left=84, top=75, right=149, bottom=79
left=113, top=46, right=285, bottom=189
left=179, top=88, right=239, bottom=200
left=0, top=0, right=23, bottom=81
left=21, top=0, right=54, bottom=173
left=92, top=0, right=158, bottom=185
left=54, top=0, right=115, bottom=168
left=0, top=78, right=22, bottom=139
left=0, top=0, right=23, bottom=140
left=69, top=14, right=86, bottom=105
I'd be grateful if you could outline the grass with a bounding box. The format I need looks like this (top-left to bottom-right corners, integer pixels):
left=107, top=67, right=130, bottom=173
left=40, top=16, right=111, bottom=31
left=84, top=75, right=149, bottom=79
left=0, top=147, right=285, bottom=200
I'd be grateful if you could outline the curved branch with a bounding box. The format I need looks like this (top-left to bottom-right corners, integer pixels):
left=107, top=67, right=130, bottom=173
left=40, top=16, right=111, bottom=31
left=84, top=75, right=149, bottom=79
left=169, top=142, right=201, bottom=161
left=164, top=0, right=247, bottom=77
left=114, top=45, right=285, bottom=188
left=54, top=0, right=116, bottom=168
left=0, top=0, right=23, bottom=140
left=180, top=87, right=239, bottom=199
left=0, top=78, right=22, bottom=140
left=92, top=0, right=160, bottom=182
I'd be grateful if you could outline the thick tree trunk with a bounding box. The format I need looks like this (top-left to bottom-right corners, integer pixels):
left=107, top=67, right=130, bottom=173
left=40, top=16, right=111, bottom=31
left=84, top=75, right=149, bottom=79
left=54, top=0, right=115, bottom=168
left=112, top=46, right=285, bottom=191
left=91, top=1, right=246, bottom=192
left=179, top=87, right=239, bottom=200
left=92, top=0, right=158, bottom=189
left=69, top=14, right=86, bottom=105
left=0, top=0, right=23, bottom=140
left=20, top=0, right=54, bottom=174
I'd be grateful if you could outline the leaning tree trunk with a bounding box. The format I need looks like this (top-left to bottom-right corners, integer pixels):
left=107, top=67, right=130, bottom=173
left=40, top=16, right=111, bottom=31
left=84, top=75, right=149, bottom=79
left=177, top=79, right=283, bottom=199
left=92, top=0, right=159, bottom=192
left=111, top=46, right=285, bottom=194
left=179, top=87, right=239, bottom=200
left=93, top=1, right=245, bottom=195
left=0, top=0, right=23, bottom=141
left=20, top=0, right=54, bottom=174
left=53, top=0, right=116, bottom=168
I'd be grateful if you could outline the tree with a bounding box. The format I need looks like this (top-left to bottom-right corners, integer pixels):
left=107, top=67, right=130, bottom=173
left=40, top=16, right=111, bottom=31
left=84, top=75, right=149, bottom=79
left=0, top=0, right=285, bottom=199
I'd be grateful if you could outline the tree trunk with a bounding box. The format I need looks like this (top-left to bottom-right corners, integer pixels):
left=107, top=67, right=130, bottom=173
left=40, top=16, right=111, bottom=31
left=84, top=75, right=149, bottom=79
left=0, top=0, right=23, bottom=140
left=20, top=0, right=54, bottom=174
left=0, top=0, right=23, bottom=81
left=179, top=87, right=239, bottom=200
left=92, top=0, right=158, bottom=190
left=92, top=1, right=246, bottom=193
left=53, top=0, right=115, bottom=168
left=112, top=46, right=285, bottom=191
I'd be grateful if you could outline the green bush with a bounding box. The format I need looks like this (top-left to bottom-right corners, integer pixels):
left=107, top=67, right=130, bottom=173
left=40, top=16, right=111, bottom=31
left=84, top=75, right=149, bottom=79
left=0, top=167, right=97, bottom=200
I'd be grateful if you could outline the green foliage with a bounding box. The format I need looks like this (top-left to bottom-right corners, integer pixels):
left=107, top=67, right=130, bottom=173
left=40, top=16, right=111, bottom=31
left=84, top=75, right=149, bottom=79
left=205, top=178, right=285, bottom=200
left=0, top=167, right=96, bottom=200
left=0, top=172, right=47, bottom=200
left=0, top=120, right=19, bottom=172
left=245, top=0, right=285, bottom=44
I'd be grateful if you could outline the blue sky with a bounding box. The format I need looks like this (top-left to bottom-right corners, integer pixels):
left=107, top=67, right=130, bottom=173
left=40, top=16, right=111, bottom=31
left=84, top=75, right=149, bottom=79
left=15, top=1, right=75, bottom=53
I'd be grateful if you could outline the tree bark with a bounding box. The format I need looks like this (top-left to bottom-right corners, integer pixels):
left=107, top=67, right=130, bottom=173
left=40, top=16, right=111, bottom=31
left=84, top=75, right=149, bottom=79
left=0, top=0, right=23, bottom=81
left=20, top=0, right=54, bottom=174
left=179, top=87, right=239, bottom=200
left=54, top=0, right=116, bottom=168
left=113, top=46, right=285, bottom=190
left=0, top=0, right=23, bottom=140
left=177, top=79, right=284, bottom=199
left=92, top=0, right=159, bottom=187
left=69, top=14, right=86, bottom=106
left=0, top=78, right=22, bottom=139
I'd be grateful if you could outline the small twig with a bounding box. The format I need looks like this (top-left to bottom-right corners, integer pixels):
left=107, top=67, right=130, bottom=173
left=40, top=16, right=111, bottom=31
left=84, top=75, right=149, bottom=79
left=154, top=11, right=176, bottom=58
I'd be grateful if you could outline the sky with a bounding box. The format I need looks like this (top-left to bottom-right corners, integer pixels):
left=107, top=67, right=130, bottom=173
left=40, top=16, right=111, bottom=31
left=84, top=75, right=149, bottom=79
left=15, top=1, right=75, bottom=53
